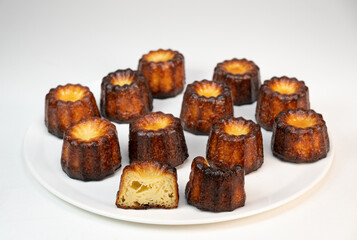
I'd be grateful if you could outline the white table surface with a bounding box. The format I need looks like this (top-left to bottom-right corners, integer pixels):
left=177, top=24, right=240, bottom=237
left=1, top=0, right=356, bottom=239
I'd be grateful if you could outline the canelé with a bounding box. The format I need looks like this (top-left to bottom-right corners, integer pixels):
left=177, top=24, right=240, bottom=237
left=45, top=84, right=100, bottom=138
left=116, top=161, right=179, bottom=209
left=206, top=117, right=263, bottom=174
left=129, top=111, right=188, bottom=167
left=180, top=80, right=233, bottom=135
left=255, top=76, right=310, bottom=131
left=213, top=58, right=261, bottom=105
left=61, top=117, right=121, bottom=181
left=100, top=69, right=153, bottom=123
left=138, top=49, right=185, bottom=98
left=271, top=109, right=329, bottom=163
left=185, top=156, right=246, bottom=212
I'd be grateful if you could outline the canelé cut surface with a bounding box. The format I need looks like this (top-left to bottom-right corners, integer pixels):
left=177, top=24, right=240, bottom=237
left=144, top=50, right=175, bottom=62
left=224, top=122, right=251, bottom=136
left=70, top=119, right=108, bottom=141
left=286, top=114, right=318, bottom=128
left=56, top=85, right=86, bottom=102
left=195, top=82, right=222, bottom=98
left=110, top=75, right=134, bottom=86
left=116, top=161, right=178, bottom=209
left=223, top=60, right=253, bottom=75
left=269, top=79, right=298, bottom=94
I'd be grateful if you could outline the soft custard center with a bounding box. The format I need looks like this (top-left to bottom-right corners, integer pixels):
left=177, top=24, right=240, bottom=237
left=195, top=83, right=222, bottom=98
left=223, top=61, right=253, bottom=74
left=141, top=116, right=172, bottom=131
left=71, top=121, right=106, bottom=141
left=145, top=50, right=175, bottom=62
left=56, top=85, right=86, bottom=102
left=224, top=122, right=250, bottom=136
left=111, top=76, right=134, bottom=86
left=270, top=81, right=298, bottom=94
left=286, top=115, right=317, bottom=128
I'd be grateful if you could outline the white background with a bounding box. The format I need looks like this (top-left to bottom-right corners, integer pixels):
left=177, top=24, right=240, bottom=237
left=1, top=0, right=356, bottom=239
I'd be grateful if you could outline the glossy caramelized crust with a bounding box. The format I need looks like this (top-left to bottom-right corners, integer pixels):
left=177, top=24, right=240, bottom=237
left=116, top=161, right=179, bottom=209
left=271, top=109, right=329, bottom=163
left=100, top=69, right=153, bottom=123
left=138, top=49, right=185, bottom=98
left=207, top=117, right=263, bottom=174
left=45, top=84, right=100, bottom=138
left=213, top=58, right=261, bottom=105
left=255, top=76, right=310, bottom=131
left=180, top=80, right=233, bottom=135
left=61, top=117, right=121, bottom=181
left=129, top=111, right=188, bottom=167
left=185, top=156, right=246, bottom=212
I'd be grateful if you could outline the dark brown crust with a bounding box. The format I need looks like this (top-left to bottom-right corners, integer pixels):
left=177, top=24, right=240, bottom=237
left=116, top=161, right=179, bottom=209
left=206, top=117, right=264, bottom=174
left=138, top=49, right=185, bottom=99
left=185, top=156, right=246, bottom=212
left=45, top=84, right=100, bottom=138
left=61, top=117, right=121, bottom=181
left=213, top=58, right=261, bottom=105
left=129, top=111, right=189, bottom=167
left=255, top=76, right=310, bottom=131
left=180, top=80, right=233, bottom=135
left=100, top=69, right=153, bottom=123
left=271, top=109, right=329, bottom=163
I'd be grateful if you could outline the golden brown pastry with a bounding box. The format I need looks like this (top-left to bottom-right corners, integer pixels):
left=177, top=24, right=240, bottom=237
left=185, top=156, right=246, bottom=212
left=61, top=117, right=121, bottom=181
left=45, top=84, right=100, bottom=138
left=129, top=111, right=188, bottom=167
left=180, top=80, right=233, bottom=135
left=100, top=69, right=153, bottom=123
left=206, top=116, right=263, bottom=174
left=255, top=76, right=310, bottom=131
left=116, top=161, right=179, bottom=209
left=213, top=58, right=261, bottom=105
left=138, top=49, right=185, bottom=98
left=271, top=109, right=329, bottom=163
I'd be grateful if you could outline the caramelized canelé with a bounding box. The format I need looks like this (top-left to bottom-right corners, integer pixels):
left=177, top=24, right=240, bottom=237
left=213, top=58, right=261, bottom=105
left=129, top=112, right=188, bottom=167
left=61, top=117, right=121, bottom=181
left=185, top=156, right=246, bottom=212
left=100, top=69, right=153, bottom=123
left=138, top=49, right=185, bottom=98
left=45, top=84, right=100, bottom=138
left=207, top=117, right=264, bottom=174
left=271, top=109, right=329, bottom=163
left=255, top=76, right=310, bottom=131
left=116, top=161, right=179, bottom=209
left=180, top=80, right=233, bottom=135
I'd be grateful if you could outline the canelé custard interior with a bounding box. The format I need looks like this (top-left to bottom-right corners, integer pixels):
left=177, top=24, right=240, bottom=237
left=195, top=82, right=222, bottom=98
left=110, top=75, right=134, bottom=86
left=140, top=115, right=172, bottom=131
left=70, top=120, right=107, bottom=141
left=144, top=50, right=175, bottom=62
left=269, top=80, right=298, bottom=94
left=223, top=61, right=253, bottom=75
left=56, top=85, right=86, bottom=102
left=224, top=122, right=251, bottom=136
left=286, top=114, right=318, bottom=128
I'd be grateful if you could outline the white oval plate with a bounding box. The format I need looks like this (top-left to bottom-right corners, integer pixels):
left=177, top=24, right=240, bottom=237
left=24, top=81, right=334, bottom=225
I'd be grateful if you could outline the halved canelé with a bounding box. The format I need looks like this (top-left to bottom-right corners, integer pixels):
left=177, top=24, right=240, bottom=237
left=100, top=69, right=153, bottom=123
left=255, top=76, right=310, bottom=131
left=45, top=84, right=100, bottom=138
left=138, top=49, right=185, bottom=98
left=116, top=161, right=179, bottom=209
left=129, top=111, right=188, bottom=167
left=180, top=80, right=233, bottom=135
left=185, top=156, right=246, bottom=212
left=213, top=58, right=261, bottom=105
left=61, top=117, right=121, bottom=181
left=271, top=109, right=329, bottom=163
left=206, top=117, right=263, bottom=174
